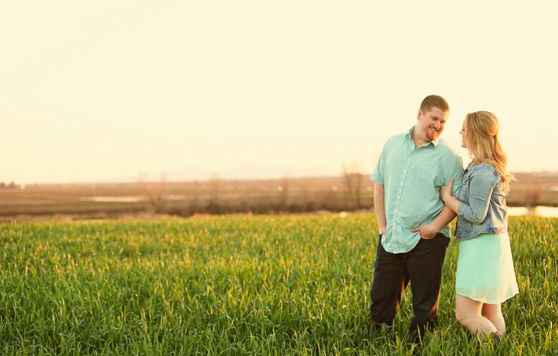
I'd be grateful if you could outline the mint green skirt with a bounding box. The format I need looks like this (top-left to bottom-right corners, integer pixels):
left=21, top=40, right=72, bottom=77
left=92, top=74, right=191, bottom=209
left=456, top=233, right=519, bottom=304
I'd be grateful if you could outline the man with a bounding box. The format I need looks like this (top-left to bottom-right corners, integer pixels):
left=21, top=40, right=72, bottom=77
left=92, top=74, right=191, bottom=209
left=369, top=95, right=463, bottom=342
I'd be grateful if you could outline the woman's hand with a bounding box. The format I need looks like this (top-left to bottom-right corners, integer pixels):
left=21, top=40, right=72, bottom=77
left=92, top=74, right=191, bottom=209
left=440, top=179, right=453, bottom=203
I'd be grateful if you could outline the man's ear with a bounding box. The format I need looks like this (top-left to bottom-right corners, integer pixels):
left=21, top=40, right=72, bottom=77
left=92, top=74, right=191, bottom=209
left=417, top=110, right=423, bottom=120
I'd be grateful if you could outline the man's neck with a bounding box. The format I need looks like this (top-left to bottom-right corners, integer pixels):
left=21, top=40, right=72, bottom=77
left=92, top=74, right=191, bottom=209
left=411, top=126, right=429, bottom=147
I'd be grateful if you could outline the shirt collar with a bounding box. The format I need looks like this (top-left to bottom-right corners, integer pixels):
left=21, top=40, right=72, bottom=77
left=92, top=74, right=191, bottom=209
left=407, top=126, right=439, bottom=147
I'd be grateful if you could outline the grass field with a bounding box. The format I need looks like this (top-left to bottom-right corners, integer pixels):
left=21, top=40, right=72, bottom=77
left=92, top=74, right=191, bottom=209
left=0, top=213, right=556, bottom=355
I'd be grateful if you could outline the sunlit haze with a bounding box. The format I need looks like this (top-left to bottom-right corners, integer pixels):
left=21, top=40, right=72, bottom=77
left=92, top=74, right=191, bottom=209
left=3, top=1, right=557, bottom=183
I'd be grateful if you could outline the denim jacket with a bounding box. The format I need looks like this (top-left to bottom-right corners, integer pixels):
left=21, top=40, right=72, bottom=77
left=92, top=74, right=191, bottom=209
left=455, top=162, right=508, bottom=240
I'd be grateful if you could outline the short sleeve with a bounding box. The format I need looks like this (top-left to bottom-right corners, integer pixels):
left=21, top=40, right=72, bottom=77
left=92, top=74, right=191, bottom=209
left=447, top=154, right=464, bottom=195
left=370, top=145, right=387, bottom=185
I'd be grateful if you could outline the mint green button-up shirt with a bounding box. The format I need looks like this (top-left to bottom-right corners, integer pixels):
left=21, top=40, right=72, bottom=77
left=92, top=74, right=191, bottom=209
left=371, top=128, right=463, bottom=254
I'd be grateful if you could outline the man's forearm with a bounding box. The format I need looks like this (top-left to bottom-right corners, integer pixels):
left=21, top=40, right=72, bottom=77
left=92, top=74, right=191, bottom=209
left=373, top=184, right=386, bottom=233
left=442, top=194, right=461, bottom=215
left=431, top=206, right=456, bottom=232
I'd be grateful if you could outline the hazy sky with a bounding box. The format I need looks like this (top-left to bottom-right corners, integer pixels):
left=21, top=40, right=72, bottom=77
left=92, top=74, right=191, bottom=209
left=3, top=1, right=557, bottom=183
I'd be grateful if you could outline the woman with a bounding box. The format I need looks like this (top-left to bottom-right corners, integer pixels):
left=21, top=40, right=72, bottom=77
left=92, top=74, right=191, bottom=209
left=441, top=111, right=518, bottom=340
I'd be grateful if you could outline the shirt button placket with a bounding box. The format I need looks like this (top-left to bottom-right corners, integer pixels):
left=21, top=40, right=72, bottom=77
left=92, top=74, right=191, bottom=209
left=394, top=157, right=410, bottom=233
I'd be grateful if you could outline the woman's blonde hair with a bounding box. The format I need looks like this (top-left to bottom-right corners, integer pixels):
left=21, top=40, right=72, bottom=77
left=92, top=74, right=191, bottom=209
left=464, top=111, right=512, bottom=193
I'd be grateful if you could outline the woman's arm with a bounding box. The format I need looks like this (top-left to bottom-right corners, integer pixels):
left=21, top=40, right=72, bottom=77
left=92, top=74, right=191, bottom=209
left=441, top=171, right=499, bottom=224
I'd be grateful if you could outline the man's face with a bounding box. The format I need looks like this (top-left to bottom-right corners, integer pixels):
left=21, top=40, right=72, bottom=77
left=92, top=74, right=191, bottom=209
left=417, top=107, right=448, bottom=142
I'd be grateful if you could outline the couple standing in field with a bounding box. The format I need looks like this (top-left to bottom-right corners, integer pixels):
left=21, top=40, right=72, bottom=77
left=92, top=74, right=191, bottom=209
left=369, top=95, right=519, bottom=343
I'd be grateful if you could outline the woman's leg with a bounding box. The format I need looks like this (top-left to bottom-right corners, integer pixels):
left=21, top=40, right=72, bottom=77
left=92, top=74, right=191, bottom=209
left=482, top=303, right=505, bottom=336
left=455, top=295, right=498, bottom=336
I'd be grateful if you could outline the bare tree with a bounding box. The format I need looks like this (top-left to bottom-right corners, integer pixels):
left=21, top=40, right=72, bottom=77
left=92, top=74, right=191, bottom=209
left=207, top=173, right=222, bottom=213
left=342, top=162, right=365, bottom=210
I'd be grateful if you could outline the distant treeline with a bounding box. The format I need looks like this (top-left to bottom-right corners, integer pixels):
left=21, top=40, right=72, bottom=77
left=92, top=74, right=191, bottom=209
left=0, top=182, right=19, bottom=190
left=0, top=172, right=557, bottom=218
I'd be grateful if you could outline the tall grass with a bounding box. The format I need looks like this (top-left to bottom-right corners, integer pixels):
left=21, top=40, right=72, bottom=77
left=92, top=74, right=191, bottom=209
left=0, top=214, right=556, bottom=355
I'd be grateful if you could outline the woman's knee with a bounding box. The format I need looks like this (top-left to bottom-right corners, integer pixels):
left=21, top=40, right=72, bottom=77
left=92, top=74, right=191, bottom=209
left=455, top=295, right=482, bottom=324
left=455, top=305, right=472, bottom=324
left=482, top=303, right=502, bottom=319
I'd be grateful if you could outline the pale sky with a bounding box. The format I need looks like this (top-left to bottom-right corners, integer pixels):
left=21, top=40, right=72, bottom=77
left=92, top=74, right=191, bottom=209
left=3, top=1, right=557, bottom=183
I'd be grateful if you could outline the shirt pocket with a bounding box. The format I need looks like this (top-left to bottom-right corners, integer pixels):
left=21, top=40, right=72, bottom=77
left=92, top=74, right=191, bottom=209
left=414, top=165, right=439, bottom=189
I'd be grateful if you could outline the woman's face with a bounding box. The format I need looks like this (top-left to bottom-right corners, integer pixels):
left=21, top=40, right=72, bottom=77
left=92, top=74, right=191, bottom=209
left=460, top=121, right=468, bottom=148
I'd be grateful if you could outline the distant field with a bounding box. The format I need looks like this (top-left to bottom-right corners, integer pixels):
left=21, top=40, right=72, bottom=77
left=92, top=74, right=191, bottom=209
left=1, top=173, right=557, bottom=218
left=0, top=213, right=556, bottom=354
